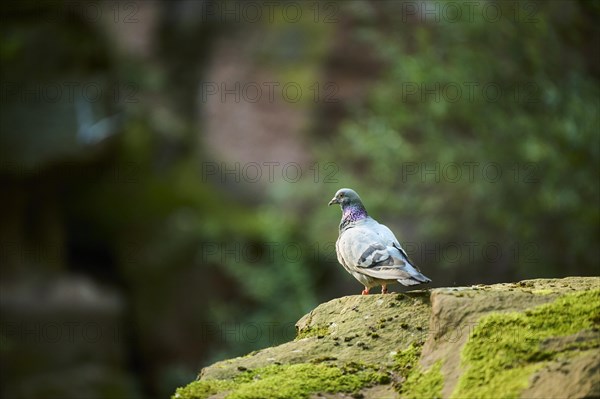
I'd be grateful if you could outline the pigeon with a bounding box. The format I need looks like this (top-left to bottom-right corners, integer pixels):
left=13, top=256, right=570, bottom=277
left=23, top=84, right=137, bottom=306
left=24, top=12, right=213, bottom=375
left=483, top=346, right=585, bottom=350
left=328, top=188, right=431, bottom=295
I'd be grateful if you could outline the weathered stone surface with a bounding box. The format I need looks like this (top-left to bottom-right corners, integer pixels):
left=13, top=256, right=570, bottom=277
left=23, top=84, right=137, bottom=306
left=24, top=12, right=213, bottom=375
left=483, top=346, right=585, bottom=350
left=421, top=277, right=600, bottom=398
left=521, top=350, right=600, bottom=399
left=200, top=291, right=430, bottom=381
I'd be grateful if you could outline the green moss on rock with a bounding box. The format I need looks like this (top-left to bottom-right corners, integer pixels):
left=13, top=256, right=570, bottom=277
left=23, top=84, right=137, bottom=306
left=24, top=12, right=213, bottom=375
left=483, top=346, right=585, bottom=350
left=173, top=379, right=236, bottom=399
left=394, top=342, right=443, bottom=399
left=199, top=293, right=430, bottom=381
left=402, top=361, right=443, bottom=399
left=393, top=341, right=424, bottom=379
left=295, top=324, right=329, bottom=340
left=452, top=289, right=600, bottom=399
left=173, top=362, right=389, bottom=399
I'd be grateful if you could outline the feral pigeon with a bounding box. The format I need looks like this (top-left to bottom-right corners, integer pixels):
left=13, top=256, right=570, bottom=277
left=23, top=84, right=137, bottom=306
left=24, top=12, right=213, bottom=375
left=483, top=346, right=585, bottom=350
left=328, top=188, right=431, bottom=295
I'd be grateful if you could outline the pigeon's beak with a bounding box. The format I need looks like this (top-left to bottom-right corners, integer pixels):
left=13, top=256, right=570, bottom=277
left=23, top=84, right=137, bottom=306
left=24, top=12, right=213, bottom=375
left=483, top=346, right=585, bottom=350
left=328, top=197, right=339, bottom=206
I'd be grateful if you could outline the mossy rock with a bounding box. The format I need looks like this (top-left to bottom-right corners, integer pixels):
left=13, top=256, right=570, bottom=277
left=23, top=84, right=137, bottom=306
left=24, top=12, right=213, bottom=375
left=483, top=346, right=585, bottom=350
left=421, top=277, right=600, bottom=398
left=199, top=291, right=431, bottom=382
left=174, top=277, right=600, bottom=399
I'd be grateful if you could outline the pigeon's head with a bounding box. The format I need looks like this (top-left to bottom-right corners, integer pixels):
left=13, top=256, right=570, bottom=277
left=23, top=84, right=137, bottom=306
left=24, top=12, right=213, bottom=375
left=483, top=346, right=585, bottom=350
left=328, top=188, right=363, bottom=208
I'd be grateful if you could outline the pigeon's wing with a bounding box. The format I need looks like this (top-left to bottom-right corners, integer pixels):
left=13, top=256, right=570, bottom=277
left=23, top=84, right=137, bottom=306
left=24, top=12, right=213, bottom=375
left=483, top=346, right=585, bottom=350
left=376, top=223, right=422, bottom=272
left=338, top=218, right=430, bottom=285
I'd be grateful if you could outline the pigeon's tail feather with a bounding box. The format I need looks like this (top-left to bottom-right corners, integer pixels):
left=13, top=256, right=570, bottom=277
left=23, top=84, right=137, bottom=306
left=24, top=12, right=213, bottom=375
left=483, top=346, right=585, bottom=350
left=406, top=262, right=432, bottom=283
left=413, top=272, right=432, bottom=283
left=397, top=271, right=431, bottom=286
left=397, top=278, right=423, bottom=286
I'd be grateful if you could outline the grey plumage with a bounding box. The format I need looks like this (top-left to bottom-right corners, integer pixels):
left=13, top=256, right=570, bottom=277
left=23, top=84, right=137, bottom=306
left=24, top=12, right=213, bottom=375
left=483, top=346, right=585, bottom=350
left=329, top=188, right=431, bottom=294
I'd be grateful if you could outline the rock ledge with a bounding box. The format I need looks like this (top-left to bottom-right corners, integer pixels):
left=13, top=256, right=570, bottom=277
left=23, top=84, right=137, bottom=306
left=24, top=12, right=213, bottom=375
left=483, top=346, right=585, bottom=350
left=174, top=277, right=600, bottom=399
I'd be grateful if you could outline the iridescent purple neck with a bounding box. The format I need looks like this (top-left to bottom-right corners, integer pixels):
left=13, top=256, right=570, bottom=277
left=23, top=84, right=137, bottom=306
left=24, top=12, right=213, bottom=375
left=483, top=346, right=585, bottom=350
left=342, top=204, right=368, bottom=223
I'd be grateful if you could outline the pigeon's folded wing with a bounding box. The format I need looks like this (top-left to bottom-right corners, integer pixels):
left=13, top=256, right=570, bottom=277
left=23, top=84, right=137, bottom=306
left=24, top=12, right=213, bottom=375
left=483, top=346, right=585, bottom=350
left=338, top=219, right=430, bottom=284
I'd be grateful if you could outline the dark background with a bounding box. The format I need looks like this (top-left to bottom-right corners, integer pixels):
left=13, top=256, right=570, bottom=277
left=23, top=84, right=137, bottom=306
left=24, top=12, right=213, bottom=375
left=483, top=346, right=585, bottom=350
left=1, top=1, right=598, bottom=398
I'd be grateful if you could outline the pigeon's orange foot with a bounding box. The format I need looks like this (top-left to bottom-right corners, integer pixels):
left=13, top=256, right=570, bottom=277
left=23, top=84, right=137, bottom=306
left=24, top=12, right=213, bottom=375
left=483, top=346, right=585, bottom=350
left=361, top=287, right=370, bottom=295
left=381, top=285, right=388, bottom=294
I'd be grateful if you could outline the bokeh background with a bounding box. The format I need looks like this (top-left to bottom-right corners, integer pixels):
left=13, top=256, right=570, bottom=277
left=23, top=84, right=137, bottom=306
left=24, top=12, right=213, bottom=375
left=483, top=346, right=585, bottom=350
left=1, top=1, right=598, bottom=398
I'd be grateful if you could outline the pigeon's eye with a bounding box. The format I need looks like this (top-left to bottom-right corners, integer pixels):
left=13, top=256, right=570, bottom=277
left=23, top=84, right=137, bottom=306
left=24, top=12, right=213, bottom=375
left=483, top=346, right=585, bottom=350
left=338, top=193, right=343, bottom=198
